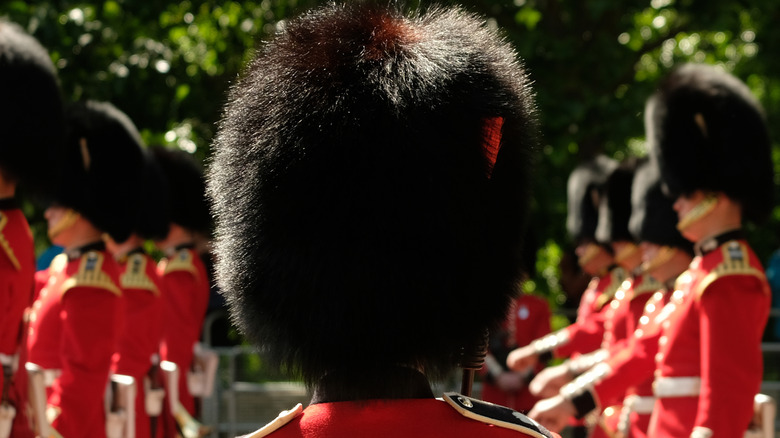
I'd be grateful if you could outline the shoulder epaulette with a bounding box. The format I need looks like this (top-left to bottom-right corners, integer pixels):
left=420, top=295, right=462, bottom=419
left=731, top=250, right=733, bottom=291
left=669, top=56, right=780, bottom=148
left=595, top=267, right=628, bottom=310
left=163, top=249, right=198, bottom=277
left=631, top=275, right=663, bottom=300
left=696, top=241, right=768, bottom=298
left=443, top=393, right=554, bottom=437
left=61, top=251, right=121, bottom=297
left=244, top=404, right=303, bottom=437
left=0, top=211, right=21, bottom=271
left=120, top=253, right=159, bottom=295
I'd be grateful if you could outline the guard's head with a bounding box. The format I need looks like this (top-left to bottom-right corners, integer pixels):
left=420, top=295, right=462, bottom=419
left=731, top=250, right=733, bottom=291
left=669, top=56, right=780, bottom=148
left=629, top=160, right=692, bottom=254
left=132, top=149, right=170, bottom=241
left=595, top=157, right=640, bottom=245
left=0, top=20, right=64, bottom=193
left=208, top=2, right=538, bottom=385
left=567, top=155, right=617, bottom=245
left=150, top=146, right=210, bottom=236
left=646, top=63, right=774, bottom=224
left=51, top=101, right=145, bottom=242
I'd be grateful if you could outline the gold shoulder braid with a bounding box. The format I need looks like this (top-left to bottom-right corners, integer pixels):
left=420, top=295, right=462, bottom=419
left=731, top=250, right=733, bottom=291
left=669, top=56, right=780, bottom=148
left=631, top=275, right=663, bottom=300
left=61, top=251, right=121, bottom=297
left=0, top=212, right=21, bottom=271
left=120, top=253, right=159, bottom=295
left=595, top=267, right=628, bottom=310
left=164, top=249, right=198, bottom=277
left=695, top=241, right=767, bottom=298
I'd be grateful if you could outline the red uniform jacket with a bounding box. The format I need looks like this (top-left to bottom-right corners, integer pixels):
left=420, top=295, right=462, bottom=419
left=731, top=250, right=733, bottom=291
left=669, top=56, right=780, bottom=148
left=482, top=294, right=551, bottom=412
left=112, top=250, right=165, bottom=438
left=28, top=247, right=123, bottom=438
left=242, top=395, right=561, bottom=438
left=600, top=274, right=661, bottom=352
left=554, top=266, right=627, bottom=359
left=648, top=239, right=769, bottom=437
left=158, top=247, right=210, bottom=415
left=0, top=205, right=36, bottom=437
left=583, top=288, right=673, bottom=438
left=589, top=274, right=660, bottom=438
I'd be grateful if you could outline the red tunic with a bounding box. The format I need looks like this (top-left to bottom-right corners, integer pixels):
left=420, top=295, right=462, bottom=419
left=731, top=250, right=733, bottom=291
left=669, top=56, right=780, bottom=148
left=600, top=274, right=660, bottom=352
left=112, top=251, right=165, bottom=438
left=583, top=288, right=673, bottom=438
left=244, top=396, right=561, bottom=438
left=28, top=248, right=123, bottom=438
left=0, top=206, right=36, bottom=437
left=648, top=239, right=769, bottom=437
left=158, top=247, right=210, bottom=415
left=482, top=294, right=551, bottom=412
left=554, top=266, right=627, bottom=359
left=581, top=273, right=657, bottom=438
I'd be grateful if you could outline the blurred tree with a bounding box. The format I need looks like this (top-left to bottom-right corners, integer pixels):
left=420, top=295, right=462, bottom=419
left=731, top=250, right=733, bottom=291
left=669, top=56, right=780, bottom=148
left=3, top=0, right=779, bottom=307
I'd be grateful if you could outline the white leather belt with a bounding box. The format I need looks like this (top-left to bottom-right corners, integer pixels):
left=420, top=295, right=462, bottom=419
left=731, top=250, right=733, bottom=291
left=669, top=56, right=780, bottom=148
left=653, top=376, right=701, bottom=398
left=623, top=394, right=655, bottom=414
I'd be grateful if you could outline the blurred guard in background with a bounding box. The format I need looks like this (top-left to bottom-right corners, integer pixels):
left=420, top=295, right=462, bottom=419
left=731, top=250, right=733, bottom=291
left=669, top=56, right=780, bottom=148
left=151, top=146, right=212, bottom=438
left=0, top=19, right=64, bottom=438
left=646, top=63, right=774, bottom=438
left=527, top=158, right=657, bottom=437
left=105, top=149, right=171, bottom=438
left=507, top=156, right=628, bottom=379
left=26, top=100, right=145, bottom=438
left=526, top=159, right=694, bottom=438
left=207, top=2, right=557, bottom=437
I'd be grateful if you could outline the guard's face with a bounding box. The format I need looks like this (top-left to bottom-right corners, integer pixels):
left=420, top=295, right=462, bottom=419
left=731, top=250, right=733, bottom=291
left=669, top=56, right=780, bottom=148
left=672, top=190, right=716, bottom=242
left=45, top=205, right=79, bottom=246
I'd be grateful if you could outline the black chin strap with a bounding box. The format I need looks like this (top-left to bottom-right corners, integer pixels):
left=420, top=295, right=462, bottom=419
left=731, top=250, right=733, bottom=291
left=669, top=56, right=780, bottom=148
left=458, top=329, right=489, bottom=397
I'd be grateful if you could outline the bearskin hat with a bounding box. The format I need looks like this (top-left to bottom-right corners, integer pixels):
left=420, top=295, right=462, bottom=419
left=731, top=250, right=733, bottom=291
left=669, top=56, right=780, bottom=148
left=0, top=20, right=63, bottom=193
left=646, top=63, right=774, bottom=223
left=150, top=146, right=210, bottom=235
left=207, top=2, right=538, bottom=384
left=629, top=159, right=692, bottom=253
left=567, top=155, right=618, bottom=244
left=595, top=157, right=640, bottom=244
left=132, top=149, right=170, bottom=241
left=52, top=101, right=144, bottom=242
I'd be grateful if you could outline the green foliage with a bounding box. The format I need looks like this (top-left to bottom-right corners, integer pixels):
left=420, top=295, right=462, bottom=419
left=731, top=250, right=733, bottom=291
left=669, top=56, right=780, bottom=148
left=4, top=0, right=780, bottom=308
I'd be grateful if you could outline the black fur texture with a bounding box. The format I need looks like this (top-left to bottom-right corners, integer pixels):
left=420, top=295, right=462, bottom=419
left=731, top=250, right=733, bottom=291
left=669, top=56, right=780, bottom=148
left=0, top=20, right=64, bottom=194
left=133, top=149, right=170, bottom=241
left=595, top=158, right=640, bottom=245
left=646, top=63, right=774, bottom=223
left=150, top=146, right=210, bottom=234
left=566, top=155, right=617, bottom=244
left=629, top=160, right=692, bottom=253
left=207, top=2, right=538, bottom=385
left=53, top=101, right=145, bottom=242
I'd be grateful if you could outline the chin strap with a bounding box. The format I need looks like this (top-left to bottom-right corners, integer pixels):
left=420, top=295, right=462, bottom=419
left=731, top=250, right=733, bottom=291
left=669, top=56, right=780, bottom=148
left=47, top=209, right=80, bottom=240
left=676, top=194, right=717, bottom=232
left=458, top=329, right=489, bottom=397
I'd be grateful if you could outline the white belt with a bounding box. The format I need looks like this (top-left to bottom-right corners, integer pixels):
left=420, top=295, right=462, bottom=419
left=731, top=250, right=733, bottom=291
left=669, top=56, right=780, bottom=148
left=653, top=376, right=701, bottom=398
left=623, top=394, right=655, bottom=414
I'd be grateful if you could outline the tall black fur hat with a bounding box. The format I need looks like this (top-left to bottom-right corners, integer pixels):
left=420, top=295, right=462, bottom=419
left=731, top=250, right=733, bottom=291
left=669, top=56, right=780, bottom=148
left=595, top=157, right=640, bottom=244
left=150, top=146, right=210, bottom=235
left=132, top=149, right=170, bottom=241
left=629, top=160, right=692, bottom=253
left=208, top=2, right=538, bottom=384
left=646, top=63, right=774, bottom=223
left=567, top=155, right=617, bottom=244
left=53, top=101, right=145, bottom=242
left=0, top=20, right=64, bottom=193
